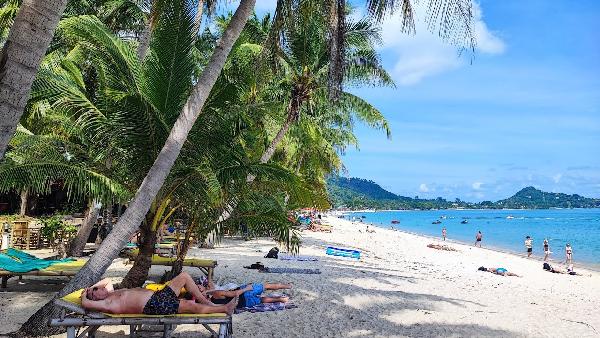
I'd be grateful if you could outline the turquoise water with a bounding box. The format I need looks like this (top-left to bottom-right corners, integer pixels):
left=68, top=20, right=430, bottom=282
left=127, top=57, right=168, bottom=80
left=345, top=209, right=600, bottom=266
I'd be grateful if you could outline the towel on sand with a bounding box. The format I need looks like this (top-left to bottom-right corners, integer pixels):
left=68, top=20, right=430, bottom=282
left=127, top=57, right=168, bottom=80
left=235, top=302, right=298, bottom=313
left=259, top=267, right=321, bottom=274
left=278, top=254, right=318, bottom=261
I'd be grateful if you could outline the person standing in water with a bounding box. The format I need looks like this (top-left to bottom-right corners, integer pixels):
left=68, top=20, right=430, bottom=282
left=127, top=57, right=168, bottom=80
left=524, top=236, right=533, bottom=258
left=474, top=231, right=483, bottom=247
left=442, top=227, right=447, bottom=241
left=565, top=243, right=573, bottom=265
left=543, top=238, right=550, bottom=261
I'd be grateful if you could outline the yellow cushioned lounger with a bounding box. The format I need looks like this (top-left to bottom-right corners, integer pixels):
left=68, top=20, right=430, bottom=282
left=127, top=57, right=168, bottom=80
left=51, top=287, right=232, bottom=338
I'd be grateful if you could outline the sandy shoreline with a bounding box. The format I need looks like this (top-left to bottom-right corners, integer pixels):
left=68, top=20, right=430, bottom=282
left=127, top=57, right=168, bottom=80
left=1, top=215, right=599, bottom=337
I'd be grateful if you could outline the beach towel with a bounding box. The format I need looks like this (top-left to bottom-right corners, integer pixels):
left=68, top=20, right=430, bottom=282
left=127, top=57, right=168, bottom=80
left=259, top=267, right=321, bottom=274
left=278, top=254, right=318, bottom=262
left=326, top=246, right=360, bottom=259
left=235, top=302, right=298, bottom=314
left=0, top=249, right=75, bottom=273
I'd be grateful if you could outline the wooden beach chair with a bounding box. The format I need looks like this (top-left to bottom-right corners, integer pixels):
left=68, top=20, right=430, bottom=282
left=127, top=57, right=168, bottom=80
left=126, top=250, right=217, bottom=281
left=50, top=289, right=232, bottom=338
left=0, top=251, right=86, bottom=288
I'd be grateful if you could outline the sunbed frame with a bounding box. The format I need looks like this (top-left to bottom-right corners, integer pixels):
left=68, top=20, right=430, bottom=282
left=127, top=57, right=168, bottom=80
left=0, top=269, right=75, bottom=288
left=50, top=299, right=233, bottom=338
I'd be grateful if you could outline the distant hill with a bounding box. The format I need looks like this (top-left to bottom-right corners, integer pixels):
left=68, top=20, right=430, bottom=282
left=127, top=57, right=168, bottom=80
left=496, top=186, right=600, bottom=209
left=326, top=176, right=600, bottom=209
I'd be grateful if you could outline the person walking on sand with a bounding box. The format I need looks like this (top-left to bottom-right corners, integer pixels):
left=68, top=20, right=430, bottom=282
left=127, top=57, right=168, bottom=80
left=474, top=231, right=483, bottom=247
left=525, top=236, right=533, bottom=257
left=543, top=238, right=550, bottom=261
left=565, top=243, right=573, bottom=265
left=442, top=227, right=447, bottom=241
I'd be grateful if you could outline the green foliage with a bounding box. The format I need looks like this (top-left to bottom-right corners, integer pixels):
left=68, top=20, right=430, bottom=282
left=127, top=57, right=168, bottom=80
left=40, top=214, right=77, bottom=247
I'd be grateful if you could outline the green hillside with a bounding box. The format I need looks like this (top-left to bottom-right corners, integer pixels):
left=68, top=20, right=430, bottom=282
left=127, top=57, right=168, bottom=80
left=326, top=177, right=600, bottom=209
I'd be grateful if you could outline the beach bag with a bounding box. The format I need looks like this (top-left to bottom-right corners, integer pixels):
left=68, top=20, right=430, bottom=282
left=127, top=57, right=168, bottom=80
left=265, top=247, right=279, bottom=259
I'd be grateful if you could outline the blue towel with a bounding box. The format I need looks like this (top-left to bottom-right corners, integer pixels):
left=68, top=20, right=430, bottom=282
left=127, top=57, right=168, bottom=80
left=0, top=248, right=74, bottom=273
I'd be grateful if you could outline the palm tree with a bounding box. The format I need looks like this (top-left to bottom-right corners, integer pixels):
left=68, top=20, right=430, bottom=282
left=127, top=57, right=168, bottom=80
left=17, top=0, right=255, bottom=335
left=0, top=0, right=69, bottom=160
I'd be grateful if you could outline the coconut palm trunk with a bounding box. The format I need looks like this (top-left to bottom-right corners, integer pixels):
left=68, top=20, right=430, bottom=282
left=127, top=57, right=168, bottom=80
left=69, top=199, right=101, bottom=257
left=0, top=0, right=69, bottom=160
left=193, top=0, right=205, bottom=34
left=19, top=189, right=28, bottom=216
left=118, top=220, right=157, bottom=289
left=17, top=1, right=256, bottom=335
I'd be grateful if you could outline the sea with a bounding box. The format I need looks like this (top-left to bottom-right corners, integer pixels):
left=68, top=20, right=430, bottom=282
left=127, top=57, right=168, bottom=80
left=343, top=208, right=600, bottom=268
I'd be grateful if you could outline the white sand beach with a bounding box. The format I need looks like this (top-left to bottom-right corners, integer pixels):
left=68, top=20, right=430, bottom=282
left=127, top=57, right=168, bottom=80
left=1, top=215, right=599, bottom=338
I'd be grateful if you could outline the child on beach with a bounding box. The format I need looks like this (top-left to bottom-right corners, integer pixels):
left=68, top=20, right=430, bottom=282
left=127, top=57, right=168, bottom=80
left=442, top=228, right=447, bottom=241
left=543, top=238, right=550, bottom=261
left=525, top=236, right=533, bottom=257
left=474, top=231, right=483, bottom=247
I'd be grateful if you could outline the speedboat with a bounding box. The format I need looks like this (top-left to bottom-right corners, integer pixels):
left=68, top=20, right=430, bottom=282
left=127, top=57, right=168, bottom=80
left=461, top=220, right=468, bottom=224
left=432, top=220, right=442, bottom=224
left=391, top=220, right=400, bottom=224
left=506, top=215, right=514, bottom=219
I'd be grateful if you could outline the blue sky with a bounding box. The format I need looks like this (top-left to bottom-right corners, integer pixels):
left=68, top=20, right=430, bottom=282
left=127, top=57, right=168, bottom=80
left=221, top=1, right=600, bottom=201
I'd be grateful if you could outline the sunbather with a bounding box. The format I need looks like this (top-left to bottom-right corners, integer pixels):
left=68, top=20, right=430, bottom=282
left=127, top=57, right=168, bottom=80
left=81, top=271, right=237, bottom=315
left=206, top=283, right=292, bottom=309
left=478, top=266, right=520, bottom=277
left=543, top=262, right=566, bottom=274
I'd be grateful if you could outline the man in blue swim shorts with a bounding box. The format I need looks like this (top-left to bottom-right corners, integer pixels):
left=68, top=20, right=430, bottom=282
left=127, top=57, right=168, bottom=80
left=209, top=282, right=292, bottom=308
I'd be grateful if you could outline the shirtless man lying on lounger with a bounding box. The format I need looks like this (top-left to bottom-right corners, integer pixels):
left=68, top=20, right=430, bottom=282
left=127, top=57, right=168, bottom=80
left=81, top=272, right=237, bottom=315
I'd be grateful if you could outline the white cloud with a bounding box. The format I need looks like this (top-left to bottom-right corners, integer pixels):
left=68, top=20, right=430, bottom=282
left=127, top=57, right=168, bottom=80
left=552, top=174, right=562, bottom=183
left=472, top=182, right=483, bottom=190
left=472, top=1, right=506, bottom=54
left=379, top=1, right=505, bottom=85
left=419, top=183, right=430, bottom=192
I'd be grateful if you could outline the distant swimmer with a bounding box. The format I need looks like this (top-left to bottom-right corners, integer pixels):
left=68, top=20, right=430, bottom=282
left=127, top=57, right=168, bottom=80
left=565, top=243, right=573, bottom=265
left=525, top=236, right=533, bottom=258
left=474, top=231, right=483, bottom=247
left=543, top=238, right=550, bottom=261
left=442, top=227, right=447, bottom=241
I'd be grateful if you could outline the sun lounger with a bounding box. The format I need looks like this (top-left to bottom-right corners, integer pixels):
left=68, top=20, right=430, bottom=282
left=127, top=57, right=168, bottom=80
left=50, top=289, right=232, bottom=338
left=126, top=250, right=216, bottom=281
left=0, top=249, right=86, bottom=288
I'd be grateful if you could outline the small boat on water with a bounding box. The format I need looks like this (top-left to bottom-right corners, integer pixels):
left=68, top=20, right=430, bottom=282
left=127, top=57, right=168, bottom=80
left=506, top=215, right=514, bottom=219
left=440, top=215, right=447, bottom=219
left=391, top=220, right=400, bottom=224
left=432, top=220, right=442, bottom=224
left=461, top=220, right=468, bottom=224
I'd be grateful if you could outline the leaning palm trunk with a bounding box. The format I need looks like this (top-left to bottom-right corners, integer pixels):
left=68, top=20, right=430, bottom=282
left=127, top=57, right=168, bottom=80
left=193, top=0, right=205, bottom=34
left=0, top=0, right=68, bottom=160
left=119, top=221, right=158, bottom=289
left=170, top=220, right=195, bottom=277
left=69, top=200, right=101, bottom=257
left=17, top=1, right=256, bottom=335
